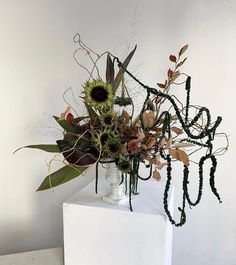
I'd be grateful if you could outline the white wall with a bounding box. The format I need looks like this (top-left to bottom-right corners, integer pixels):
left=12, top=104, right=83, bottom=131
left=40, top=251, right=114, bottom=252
left=0, top=0, right=235, bottom=264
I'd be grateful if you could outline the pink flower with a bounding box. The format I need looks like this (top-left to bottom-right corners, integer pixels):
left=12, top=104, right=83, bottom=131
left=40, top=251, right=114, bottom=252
left=127, top=139, right=141, bottom=154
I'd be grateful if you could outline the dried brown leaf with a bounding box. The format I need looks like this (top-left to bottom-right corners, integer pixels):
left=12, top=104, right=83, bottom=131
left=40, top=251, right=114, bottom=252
left=171, top=126, right=183, bottom=135
left=177, top=57, right=187, bottom=68
left=159, top=137, right=166, bottom=148
left=179, top=44, right=188, bottom=57
left=169, top=148, right=189, bottom=166
left=178, top=149, right=189, bottom=166
left=168, top=68, right=174, bottom=78
left=149, top=158, right=155, bottom=165
left=137, top=132, right=145, bottom=140
left=155, top=154, right=161, bottom=164
left=121, top=110, right=130, bottom=123
left=172, top=142, right=194, bottom=148
left=156, top=162, right=167, bottom=170
left=166, top=137, right=173, bottom=148
left=141, top=144, right=147, bottom=150
left=169, top=149, right=178, bottom=159
left=153, top=169, right=161, bottom=181
left=151, top=127, right=163, bottom=134
left=171, top=70, right=180, bottom=81
left=171, top=115, right=178, bottom=120
left=169, top=55, right=177, bottom=62
left=143, top=155, right=154, bottom=165
left=157, top=83, right=166, bottom=89
left=146, top=136, right=156, bottom=149
left=142, top=111, right=156, bottom=129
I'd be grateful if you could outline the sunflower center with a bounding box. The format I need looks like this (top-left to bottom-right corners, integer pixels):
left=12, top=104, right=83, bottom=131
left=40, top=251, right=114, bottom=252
left=108, top=143, right=119, bottom=154
left=90, top=86, right=108, bottom=103
left=104, top=115, right=112, bottom=125
left=100, top=133, right=108, bottom=145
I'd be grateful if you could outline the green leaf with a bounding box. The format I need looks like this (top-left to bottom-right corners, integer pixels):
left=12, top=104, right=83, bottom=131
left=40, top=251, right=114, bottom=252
left=64, top=133, right=79, bottom=146
left=113, top=45, right=137, bottom=92
left=14, top=144, right=60, bottom=154
left=53, top=116, right=73, bottom=131
left=74, top=116, right=89, bottom=123
left=53, top=116, right=88, bottom=132
left=37, top=165, right=88, bottom=191
left=106, top=54, right=114, bottom=84
left=84, top=102, right=97, bottom=122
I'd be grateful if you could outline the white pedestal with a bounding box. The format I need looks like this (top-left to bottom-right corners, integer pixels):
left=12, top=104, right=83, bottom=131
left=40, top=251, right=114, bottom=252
left=63, top=177, right=174, bottom=265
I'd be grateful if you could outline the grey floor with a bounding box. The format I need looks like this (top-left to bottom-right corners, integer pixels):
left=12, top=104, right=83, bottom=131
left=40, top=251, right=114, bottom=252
left=0, top=248, right=63, bottom=265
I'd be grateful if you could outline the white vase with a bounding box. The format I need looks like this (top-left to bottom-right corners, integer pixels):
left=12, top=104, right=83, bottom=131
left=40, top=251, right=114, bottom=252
left=102, top=162, right=128, bottom=204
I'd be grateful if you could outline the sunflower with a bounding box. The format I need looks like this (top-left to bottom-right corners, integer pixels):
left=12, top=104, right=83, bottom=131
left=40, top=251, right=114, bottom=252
left=93, top=129, right=115, bottom=153
left=117, top=156, right=132, bottom=173
left=100, top=112, right=116, bottom=128
left=84, top=79, right=114, bottom=111
left=105, top=138, right=122, bottom=158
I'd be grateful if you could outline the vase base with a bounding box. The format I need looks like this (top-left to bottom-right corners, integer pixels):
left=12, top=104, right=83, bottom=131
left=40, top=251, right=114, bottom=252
left=102, top=194, right=128, bottom=205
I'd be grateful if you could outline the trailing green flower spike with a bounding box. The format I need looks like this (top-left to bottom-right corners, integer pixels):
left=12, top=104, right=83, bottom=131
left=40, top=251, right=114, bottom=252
left=114, top=56, right=223, bottom=226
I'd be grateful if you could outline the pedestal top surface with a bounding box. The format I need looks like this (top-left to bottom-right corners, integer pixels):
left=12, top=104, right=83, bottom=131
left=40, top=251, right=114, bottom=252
left=65, top=176, right=168, bottom=217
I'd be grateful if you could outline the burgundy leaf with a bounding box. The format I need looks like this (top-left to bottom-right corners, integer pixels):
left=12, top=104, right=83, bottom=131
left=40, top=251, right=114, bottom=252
left=113, top=45, right=137, bottom=92
left=106, top=54, right=114, bottom=84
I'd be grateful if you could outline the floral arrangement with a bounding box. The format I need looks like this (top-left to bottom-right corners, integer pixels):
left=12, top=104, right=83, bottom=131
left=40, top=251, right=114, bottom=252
left=17, top=34, right=228, bottom=226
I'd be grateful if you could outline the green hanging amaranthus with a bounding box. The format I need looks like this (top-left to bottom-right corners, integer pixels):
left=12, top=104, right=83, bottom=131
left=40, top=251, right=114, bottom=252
left=112, top=56, right=222, bottom=226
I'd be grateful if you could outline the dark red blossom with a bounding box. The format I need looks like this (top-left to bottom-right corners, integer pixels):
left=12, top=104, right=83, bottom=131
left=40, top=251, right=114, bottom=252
left=66, top=113, right=74, bottom=123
